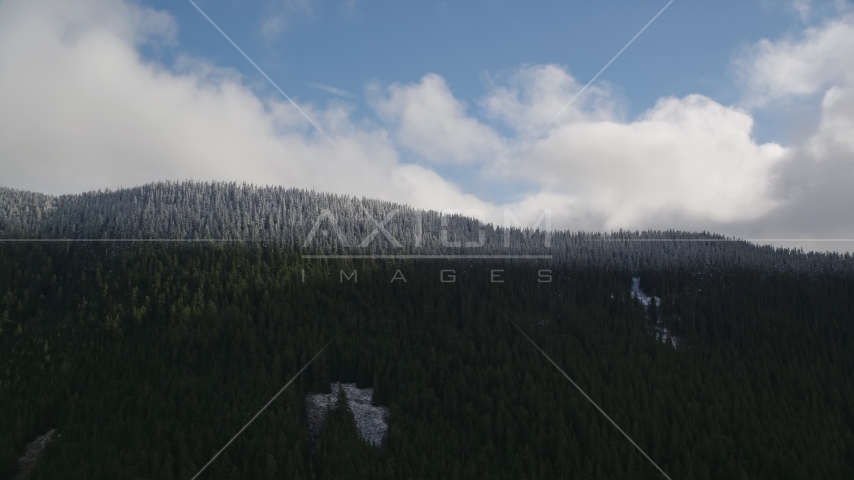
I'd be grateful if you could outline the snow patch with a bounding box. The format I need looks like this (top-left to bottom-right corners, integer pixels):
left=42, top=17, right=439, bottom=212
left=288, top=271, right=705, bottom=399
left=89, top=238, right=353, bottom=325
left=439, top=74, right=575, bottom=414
left=654, top=325, right=680, bottom=348
left=306, top=382, right=389, bottom=449
left=631, top=276, right=660, bottom=307
left=14, top=429, right=55, bottom=480
left=632, top=276, right=680, bottom=348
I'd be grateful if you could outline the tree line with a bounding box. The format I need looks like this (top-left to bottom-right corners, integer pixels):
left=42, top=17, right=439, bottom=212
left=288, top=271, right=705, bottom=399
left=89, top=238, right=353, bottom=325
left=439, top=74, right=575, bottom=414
left=2, top=182, right=853, bottom=275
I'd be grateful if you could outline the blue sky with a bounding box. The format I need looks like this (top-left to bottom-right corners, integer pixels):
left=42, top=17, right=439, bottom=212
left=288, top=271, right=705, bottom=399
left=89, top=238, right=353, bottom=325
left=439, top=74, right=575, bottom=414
left=1, top=0, right=854, bottom=251
left=158, top=0, right=837, bottom=201
left=161, top=0, right=807, bottom=141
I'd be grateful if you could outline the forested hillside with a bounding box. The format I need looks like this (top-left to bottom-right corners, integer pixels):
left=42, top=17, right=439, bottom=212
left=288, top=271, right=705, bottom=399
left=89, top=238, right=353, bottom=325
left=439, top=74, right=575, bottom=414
left=2, top=182, right=853, bottom=273
left=1, top=242, right=853, bottom=479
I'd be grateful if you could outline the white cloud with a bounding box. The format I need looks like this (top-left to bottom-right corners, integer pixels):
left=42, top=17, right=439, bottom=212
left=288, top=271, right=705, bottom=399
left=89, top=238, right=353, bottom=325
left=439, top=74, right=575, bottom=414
left=0, top=0, right=480, bottom=214
left=361, top=64, right=787, bottom=231
left=3, top=0, right=854, bottom=247
left=521, top=94, right=786, bottom=230
left=727, top=7, right=854, bottom=246
left=736, top=13, right=854, bottom=106
left=481, top=64, right=621, bottom=135
left=368, top=74, right=508, bottom=164
left=0, top=0, right=797, bottom=234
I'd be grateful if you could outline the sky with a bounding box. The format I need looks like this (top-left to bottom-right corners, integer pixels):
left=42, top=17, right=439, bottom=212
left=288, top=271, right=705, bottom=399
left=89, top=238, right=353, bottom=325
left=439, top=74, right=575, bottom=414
left=1, top=0, right=853, bottom=252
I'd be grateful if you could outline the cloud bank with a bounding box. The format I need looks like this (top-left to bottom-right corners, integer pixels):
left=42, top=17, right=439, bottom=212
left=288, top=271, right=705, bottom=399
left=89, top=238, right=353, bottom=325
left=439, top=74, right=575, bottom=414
left=0, top=0, right=489, bottom=216
left=732, top=9, right=854, bottom=249
left=1, top=0, right=853, bottom=249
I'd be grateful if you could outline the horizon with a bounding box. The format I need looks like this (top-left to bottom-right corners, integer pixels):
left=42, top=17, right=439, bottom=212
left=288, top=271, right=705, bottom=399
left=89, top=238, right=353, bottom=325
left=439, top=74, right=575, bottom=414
left=2, top=0, right=854, bottom=253
left=1, top=179, right=850, bottom=255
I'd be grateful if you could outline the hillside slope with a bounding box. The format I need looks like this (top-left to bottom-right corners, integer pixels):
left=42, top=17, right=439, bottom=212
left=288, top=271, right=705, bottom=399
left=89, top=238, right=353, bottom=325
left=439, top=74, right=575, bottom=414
left=1, top=181, right=851, bottom=274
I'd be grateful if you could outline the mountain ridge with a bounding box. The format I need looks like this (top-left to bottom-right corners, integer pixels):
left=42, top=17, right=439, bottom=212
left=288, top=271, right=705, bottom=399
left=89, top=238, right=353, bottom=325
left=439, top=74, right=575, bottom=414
left=1, top=181, right=851, bottom=273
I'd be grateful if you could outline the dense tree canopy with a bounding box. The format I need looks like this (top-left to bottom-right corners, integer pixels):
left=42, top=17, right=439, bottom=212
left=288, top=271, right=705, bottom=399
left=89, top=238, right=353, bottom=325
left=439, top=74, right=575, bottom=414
left=1, top=242, right=852, bottom=479
left=2, top=182, right=853, bottom=275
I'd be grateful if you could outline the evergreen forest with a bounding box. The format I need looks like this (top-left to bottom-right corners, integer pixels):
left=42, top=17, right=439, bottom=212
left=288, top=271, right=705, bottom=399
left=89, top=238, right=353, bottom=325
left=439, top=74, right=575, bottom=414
left=2, top=241, right=854, bottom=479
